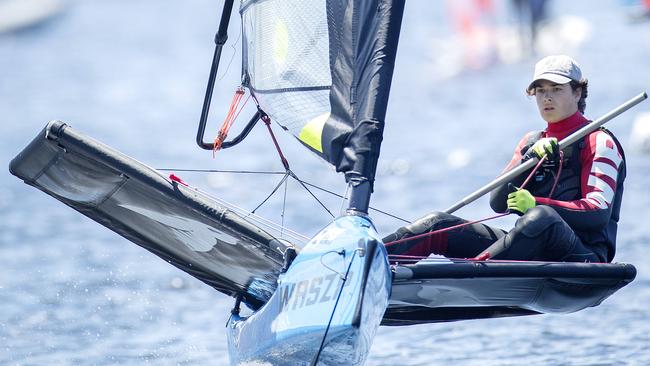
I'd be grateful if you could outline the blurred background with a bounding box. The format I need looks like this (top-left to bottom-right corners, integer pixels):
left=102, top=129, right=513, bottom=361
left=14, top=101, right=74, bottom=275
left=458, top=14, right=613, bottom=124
left=1, top=0, right=650, bottom=364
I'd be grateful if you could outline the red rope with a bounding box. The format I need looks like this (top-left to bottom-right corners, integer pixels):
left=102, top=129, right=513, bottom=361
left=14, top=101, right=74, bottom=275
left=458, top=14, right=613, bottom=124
left=520, top=154, right=547, bottom=188
left=384, top=155, right=549, bottom=248
left=261, top=114, right=290, bottom=170
left=384, top=212, right=510, bottom=247
left=387, top=254, right=550, bottom=264
left=213, top=87, right=250, bottom=156
left=547, top=150, right=564, bottom=198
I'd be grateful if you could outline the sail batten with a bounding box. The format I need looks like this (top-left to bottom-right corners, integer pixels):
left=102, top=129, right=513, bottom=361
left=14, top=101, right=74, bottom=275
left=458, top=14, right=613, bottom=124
left=247, top=85, right=331, bottom=94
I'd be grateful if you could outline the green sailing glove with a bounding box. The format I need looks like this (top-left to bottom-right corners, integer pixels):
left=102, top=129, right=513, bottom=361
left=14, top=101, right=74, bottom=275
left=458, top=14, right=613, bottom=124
left=530, top=137, right=559, bottom=162
left=507, top=186, right=536, bottom=215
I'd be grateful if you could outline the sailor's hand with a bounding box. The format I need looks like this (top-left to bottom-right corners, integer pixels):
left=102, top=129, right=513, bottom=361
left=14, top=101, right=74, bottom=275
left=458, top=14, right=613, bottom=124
left=507, top=187, right=536, bottom=215
left=528, top=137, right=559, bottom=162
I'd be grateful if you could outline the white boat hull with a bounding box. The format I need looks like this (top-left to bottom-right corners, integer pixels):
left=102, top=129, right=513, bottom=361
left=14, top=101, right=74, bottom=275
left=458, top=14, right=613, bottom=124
left=227, top=215, right=391, bottom=365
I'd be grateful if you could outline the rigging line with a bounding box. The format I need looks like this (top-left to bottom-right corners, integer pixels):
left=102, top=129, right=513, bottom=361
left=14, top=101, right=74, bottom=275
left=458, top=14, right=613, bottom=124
left=216, top=21, right=242, bottom=82
left=548, top=150, right=564, bottom=198
left=281, top=170, right=288, bottom=236
left=166, top=176, right=309, bottom=243
left=520, top=154, right=548, bottom=188
left=258, top=112, right=333, bottom=219
left=339, top=183, right=351, bottom=216
left=390, top=256, right=574, bottom=265
left=389, top=254, right=449, bottom=261
left=241, top=209, right=310, bottom=244
left=156, top=168, right=286, bottom=175
left=300, top=179, right=409, bottom=223
left=201, top=186, right=308, bottom=241
left=384, top=153, right=550, bottom=247
left=213, top=88, right=249, bottom=153
left=311, top=249, right=358, bottom=366
left=372, top=208, right=409, bottom=224
left=384, top=212, right=511, bottom=247
left=288, top=170, right=335, bottom=219
left=319, top=250, right=348, bottom=278
left=249, top=172, right=290, bottom=215
left=261, top=113, right=291, bottom=170
left=157, top=168, right=409, bottom=222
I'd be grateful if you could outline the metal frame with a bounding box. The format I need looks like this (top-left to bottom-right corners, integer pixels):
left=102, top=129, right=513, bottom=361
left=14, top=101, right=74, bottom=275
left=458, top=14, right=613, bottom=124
left=196, top=0, right=261, bottom=151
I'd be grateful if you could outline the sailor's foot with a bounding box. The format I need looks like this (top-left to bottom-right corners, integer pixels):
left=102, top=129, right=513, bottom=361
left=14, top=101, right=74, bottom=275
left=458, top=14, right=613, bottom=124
left=382, top=212, right=441, bottom=244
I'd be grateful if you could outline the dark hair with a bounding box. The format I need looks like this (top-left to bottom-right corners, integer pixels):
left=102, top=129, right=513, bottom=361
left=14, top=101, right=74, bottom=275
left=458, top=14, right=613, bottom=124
left=526, top=79, right=589, bottom=114
left=571, top=79, right=588, bottom=114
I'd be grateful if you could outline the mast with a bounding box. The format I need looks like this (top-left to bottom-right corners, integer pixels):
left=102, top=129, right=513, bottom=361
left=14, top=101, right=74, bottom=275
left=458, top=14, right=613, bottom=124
left=347, top=180, right=372, bottom=215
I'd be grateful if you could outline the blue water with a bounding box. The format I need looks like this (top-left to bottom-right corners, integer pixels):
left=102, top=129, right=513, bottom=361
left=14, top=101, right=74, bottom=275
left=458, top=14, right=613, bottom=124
left=2, top=0, right=650, bottom=365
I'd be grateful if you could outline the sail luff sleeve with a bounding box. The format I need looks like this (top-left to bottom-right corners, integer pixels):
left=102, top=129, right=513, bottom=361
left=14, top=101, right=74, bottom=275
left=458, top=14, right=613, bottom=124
left=331, top=0, right=405, bottom=186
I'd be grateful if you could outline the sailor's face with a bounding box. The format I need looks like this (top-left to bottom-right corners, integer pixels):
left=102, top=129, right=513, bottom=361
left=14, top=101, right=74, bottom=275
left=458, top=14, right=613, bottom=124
left=533, top=80, right=581, bottom=123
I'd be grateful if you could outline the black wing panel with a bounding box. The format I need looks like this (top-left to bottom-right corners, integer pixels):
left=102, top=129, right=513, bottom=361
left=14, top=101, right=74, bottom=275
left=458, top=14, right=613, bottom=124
left=383, top=260, right=636, bottom=325
left=10, top=121, right=286, bottom=309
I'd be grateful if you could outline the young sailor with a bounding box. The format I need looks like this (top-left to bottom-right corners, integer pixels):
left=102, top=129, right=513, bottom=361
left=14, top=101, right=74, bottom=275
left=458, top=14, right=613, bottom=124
left=384, top=55, right=626, bottom=262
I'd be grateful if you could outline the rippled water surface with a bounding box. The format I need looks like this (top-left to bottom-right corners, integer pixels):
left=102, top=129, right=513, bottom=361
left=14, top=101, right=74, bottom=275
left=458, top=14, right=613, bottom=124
left=2, top=0, right=650, bottom=365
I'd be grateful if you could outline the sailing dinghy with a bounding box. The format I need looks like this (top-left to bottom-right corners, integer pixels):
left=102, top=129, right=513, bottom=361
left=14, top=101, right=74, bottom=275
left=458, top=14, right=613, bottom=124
left=9, top=121, right=637, bottom=362
left=10, top=0, right=638, bottom=365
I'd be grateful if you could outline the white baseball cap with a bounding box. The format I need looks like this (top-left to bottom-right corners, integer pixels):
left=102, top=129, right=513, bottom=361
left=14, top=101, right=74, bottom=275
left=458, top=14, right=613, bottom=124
left=527, top=55, right=584, bottom=92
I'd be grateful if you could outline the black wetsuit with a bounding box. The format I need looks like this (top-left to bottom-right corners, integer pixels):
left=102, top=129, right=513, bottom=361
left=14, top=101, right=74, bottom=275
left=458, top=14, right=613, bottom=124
left=384, top=112, right=626, bottom=262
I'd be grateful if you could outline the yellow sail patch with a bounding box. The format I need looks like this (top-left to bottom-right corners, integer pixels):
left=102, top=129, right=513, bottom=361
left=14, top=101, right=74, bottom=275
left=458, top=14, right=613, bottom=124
left=299, top=113, right=329, bottom=153
left=273, top=20, right=289, bottom=66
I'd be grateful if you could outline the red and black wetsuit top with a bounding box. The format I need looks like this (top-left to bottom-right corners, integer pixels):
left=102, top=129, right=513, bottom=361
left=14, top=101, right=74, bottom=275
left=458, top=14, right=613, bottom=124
left=490, top=111, right=626, bottom=262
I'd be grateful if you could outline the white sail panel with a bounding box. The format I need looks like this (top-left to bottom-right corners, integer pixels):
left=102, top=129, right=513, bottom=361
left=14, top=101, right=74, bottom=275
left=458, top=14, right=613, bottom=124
left=241, top=0, right=332, bottom=142
left=241, top=0, right=405, bottom=191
